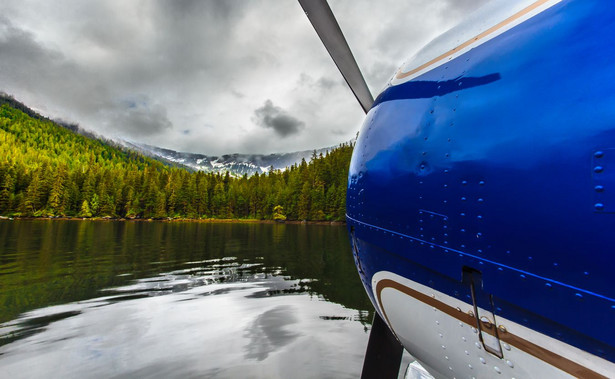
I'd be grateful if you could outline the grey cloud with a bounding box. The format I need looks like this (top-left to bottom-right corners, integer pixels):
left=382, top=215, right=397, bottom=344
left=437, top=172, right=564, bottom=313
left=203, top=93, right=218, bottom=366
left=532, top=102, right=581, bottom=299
left=317, top=77, right=337, bottom=90
left=0, top=17, right=67, bottom=88
left=0, top=16, right=113, bottom=114
left=253, top=100, right=304, bottom=137
left=298, top=73, right=340, bottom=91
left=161, top=0, right=237, bottom=21
left=0, top=0, right=489, bottom=155
left=109, top=96, right=172, bottom=137
left=231, top=89, right=245, bottom=99
left=0, top=16, right=172, bottom=139
left=443, top=0, right=490, bottom=15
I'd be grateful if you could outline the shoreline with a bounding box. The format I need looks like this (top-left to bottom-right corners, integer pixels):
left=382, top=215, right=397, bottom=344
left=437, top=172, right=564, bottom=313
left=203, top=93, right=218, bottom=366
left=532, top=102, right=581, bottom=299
left=0, top=216, right=346, bottom=226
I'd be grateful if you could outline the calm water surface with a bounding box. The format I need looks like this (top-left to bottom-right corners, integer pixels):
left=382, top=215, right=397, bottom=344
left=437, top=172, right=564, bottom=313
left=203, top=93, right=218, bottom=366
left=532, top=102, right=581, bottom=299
left=0, top=220, right=377, bottom=378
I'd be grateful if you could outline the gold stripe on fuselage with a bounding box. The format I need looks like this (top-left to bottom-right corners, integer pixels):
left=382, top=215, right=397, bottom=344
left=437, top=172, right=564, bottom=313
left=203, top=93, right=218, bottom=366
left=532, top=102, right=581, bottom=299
left=375, top=279, right=607, bottom=379
left=396, top=0, right=558, bottom=80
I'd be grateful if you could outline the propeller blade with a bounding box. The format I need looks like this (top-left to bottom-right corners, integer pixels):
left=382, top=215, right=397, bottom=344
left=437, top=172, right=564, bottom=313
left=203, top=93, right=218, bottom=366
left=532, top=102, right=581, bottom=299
left=361, top=312, right=404, bottom=379
left=298, top=0, right=374, bottom=114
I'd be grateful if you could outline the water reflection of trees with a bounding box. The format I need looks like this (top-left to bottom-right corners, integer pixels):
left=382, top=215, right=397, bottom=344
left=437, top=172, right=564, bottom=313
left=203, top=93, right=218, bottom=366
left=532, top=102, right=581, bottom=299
left=0, top=221, right=373, bottom=325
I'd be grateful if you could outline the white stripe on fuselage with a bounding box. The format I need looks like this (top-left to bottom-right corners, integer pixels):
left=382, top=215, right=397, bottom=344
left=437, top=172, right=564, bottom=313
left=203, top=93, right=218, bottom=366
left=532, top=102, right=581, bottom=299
left=372, top=271, right=614, bottom=378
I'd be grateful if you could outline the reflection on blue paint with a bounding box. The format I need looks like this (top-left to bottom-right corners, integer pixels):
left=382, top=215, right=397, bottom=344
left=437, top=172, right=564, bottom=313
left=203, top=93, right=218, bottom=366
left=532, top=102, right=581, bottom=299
left=373, top=74, right=501, bottom=106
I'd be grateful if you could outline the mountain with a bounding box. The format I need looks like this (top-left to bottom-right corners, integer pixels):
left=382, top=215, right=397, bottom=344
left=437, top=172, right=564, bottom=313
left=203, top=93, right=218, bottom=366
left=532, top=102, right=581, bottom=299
left=0, top=95, right=353, bottom=221
left=121, top=141, right=335, bottom=177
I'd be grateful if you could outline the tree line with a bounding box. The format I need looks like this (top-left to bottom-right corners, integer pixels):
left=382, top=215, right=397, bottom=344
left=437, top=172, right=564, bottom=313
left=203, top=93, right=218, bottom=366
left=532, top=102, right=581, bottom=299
left=0, top=103, right=352, bottom=221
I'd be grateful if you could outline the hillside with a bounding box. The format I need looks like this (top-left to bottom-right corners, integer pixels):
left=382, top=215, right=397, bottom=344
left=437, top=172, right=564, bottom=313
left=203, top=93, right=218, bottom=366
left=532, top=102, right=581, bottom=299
left=0, top=101, right=352, bottom=221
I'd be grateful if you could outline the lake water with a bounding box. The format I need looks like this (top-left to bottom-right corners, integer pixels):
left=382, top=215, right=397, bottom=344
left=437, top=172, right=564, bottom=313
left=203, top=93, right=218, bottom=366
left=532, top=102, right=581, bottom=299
left=0, top=220, right=384, bottom=378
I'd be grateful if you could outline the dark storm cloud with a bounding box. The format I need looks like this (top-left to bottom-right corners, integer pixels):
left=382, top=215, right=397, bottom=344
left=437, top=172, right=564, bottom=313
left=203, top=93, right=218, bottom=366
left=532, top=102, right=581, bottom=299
left=253, top=100, right=304, bottom=137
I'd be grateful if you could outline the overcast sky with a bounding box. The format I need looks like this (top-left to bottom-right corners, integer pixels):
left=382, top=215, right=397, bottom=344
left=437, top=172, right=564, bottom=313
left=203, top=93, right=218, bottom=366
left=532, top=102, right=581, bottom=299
left=0, top=0, right=488, bottom=155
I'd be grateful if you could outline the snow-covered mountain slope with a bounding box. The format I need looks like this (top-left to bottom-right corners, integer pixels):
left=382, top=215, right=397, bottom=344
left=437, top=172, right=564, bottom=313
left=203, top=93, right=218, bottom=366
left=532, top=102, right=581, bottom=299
left=121, top=141, right=335, bottom=176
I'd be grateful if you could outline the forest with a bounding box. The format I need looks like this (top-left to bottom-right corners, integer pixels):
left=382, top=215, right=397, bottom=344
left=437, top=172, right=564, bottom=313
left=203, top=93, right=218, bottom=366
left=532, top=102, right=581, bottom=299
left=0, top=102, right=352, bottom=221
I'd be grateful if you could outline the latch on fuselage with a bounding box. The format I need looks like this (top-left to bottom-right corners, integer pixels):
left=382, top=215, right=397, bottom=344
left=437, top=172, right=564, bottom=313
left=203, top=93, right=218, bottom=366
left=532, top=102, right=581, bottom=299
left=462, top=267, right=504, bottom=359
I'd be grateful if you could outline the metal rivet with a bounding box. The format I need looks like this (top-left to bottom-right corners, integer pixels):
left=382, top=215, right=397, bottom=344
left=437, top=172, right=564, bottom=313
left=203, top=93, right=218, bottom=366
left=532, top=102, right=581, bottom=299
left=480, top=357, right=486, bottom=364
left=594, top=166, right=604, bottom=173
left=595, top=185, right=605, bottom=192
left=503, top=343, right=511, bottom=351
left=494, top=366, right=502, bottom=374
left=498, top=325, right=507, bottom=333
left=506, top=360, right=514, bottom=368
left=595, top=151, right=604, bottom=158
left=475, top=342, right=482, bottom=349
left=595, top=203, right=605, bottom=211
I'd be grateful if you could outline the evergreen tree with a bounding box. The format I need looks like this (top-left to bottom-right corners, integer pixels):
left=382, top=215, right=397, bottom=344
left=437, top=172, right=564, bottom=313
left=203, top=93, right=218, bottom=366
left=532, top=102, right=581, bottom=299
left=79, top=199, right=92, bottom=217
left=0, top=172, right=14, bottom=213
left=273, top=205, right=286, bottom=221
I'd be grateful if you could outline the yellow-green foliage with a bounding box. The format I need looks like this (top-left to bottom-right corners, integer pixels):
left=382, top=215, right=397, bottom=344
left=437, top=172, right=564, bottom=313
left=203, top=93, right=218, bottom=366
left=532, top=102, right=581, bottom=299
left=0, top=103, right=353, bottom=221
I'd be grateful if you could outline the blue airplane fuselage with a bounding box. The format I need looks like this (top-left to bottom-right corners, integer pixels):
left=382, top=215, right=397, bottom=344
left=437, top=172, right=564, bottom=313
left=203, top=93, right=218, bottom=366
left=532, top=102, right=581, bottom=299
left=347, top=0, right=615, bottom=376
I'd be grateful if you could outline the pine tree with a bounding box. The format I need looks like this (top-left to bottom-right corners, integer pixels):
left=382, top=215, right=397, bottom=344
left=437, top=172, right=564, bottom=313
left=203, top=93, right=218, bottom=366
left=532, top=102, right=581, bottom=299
left=0, top=172, right=14, bottom=214
left=298, top=182, right=311, bottom=220
left=47, top=164, right=67, bottom=216
left=273, top=205, right=286, bottom=221
left=79, top=199, right=92, bottom=217
left=23, top=169, right=43, bottom=216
